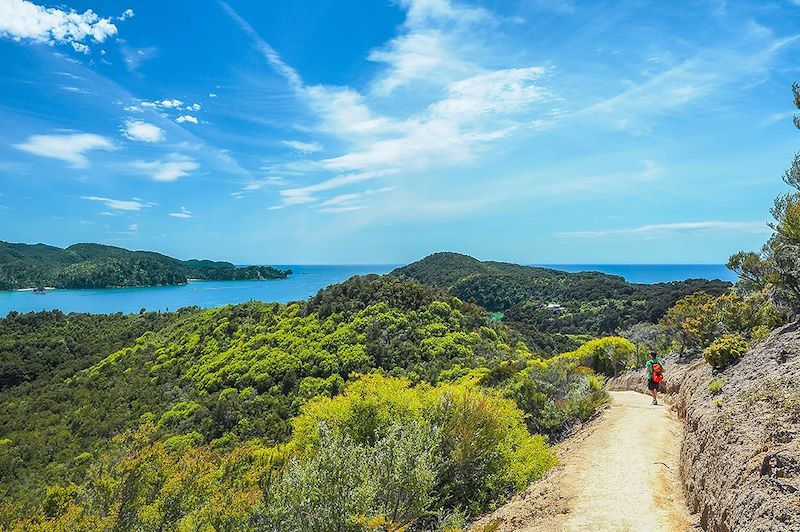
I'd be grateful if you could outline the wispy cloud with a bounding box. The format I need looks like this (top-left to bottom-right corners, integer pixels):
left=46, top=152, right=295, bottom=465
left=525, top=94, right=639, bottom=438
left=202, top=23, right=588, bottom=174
left=13, top=133, right=113, bottom=167
left=317, top=187, right=395, bottom=213
left=283, top=140, right=323, bottom=153
left=169, top=206, right=192, bottom=218
left=761, top=111, right=794, bottom=127
left=557, top=221, right=771, bottom=238
left=271, top=171, right=388, bottom=208
left=574, top=33, right=800, bottom=132
left=130, top=153, right=199, bottom=181
left=222, top=0, right=558, bottom=214
left=82, top=196, right=149, bottom=211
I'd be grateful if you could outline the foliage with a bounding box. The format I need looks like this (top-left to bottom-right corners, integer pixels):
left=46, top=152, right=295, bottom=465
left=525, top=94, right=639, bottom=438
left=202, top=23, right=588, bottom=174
left=727, top=82, right=800, bottom=315
left=0, top=241, right=290, bottom=290
left=660, top=291, right=782, bottom=352
left=283, top=374, right=557, bottom=518
left=554, top=336, right=637, bottom=376
left=502, top=356, right=607, bottom=435
left=617, top=322, right=665, bottom=364
left=707, top=378, right=724, bottom=395
left=703, top=334, right=749, bottom=370
left=6, top=375, right=557, bottom=531
left=0, top=268, right=651, bottom=532
left=0, top=309, right=180, bottom=390
left=0, top=274, right=608, bottom=529
left=393, top=252, right=731, bottom=348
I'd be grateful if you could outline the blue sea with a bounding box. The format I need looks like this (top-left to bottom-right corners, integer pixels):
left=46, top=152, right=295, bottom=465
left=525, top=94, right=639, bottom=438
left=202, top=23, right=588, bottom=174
left=0, top=264, right=737, bottom=316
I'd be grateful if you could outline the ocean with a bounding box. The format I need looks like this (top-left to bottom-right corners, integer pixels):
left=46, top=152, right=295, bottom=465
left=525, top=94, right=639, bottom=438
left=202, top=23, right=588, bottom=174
left=0, top=264, right=737, bottom=316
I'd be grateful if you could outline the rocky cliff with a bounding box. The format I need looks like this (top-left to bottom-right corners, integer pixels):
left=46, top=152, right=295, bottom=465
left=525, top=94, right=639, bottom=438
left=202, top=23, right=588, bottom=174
left=608, top=324, right=800, bottom=532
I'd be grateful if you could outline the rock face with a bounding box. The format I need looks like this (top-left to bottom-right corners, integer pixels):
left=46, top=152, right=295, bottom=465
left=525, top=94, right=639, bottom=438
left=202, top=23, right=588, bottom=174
left=609, top=324, right=800, bottom=532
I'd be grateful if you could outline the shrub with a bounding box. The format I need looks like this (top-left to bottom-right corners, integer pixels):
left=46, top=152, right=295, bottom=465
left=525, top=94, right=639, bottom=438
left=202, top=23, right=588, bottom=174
left=703, top=334, right=749, bottom=370
left=707, top=378, right=724, bottom=395
left=259, top=427, right=375, bottom=532
left=502, top=355, right=608, bottom=435
left=287, top=374, right=556, bottom=519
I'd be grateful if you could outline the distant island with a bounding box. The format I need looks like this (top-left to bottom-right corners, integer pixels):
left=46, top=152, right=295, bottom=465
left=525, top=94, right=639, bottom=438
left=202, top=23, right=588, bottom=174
left=0, top=241, right=291, bottom=290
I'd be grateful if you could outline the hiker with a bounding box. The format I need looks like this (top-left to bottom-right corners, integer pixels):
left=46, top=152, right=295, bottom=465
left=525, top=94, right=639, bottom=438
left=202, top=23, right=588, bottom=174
left=645, top=351, right=664, bottom=405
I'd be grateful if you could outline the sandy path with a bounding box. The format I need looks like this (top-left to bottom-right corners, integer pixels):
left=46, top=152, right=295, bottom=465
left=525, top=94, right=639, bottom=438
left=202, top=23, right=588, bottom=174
left=472, top=391, right=695, bottom=532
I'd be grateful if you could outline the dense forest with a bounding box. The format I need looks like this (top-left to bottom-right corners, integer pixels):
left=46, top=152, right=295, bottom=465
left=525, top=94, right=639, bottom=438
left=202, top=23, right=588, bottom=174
left=0, top=275, right=619, bottom=530
left=0, top=266, right=785, bottom=530
left=392, top=253, right=731, bottom=347
left=0, top=242, right=290, bottom=290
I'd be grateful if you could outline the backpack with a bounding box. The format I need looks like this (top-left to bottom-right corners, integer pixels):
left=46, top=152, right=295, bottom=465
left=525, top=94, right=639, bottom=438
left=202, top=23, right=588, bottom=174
left=651, top=362, right=664, bottom=383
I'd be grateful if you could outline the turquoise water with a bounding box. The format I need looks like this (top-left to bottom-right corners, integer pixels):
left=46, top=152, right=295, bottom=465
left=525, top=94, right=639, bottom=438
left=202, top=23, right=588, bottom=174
left=0, top=264, right=736, bottom=316
left=539, top=264, right=737, bottom=284
left=0, top=265, right=397, bottom=316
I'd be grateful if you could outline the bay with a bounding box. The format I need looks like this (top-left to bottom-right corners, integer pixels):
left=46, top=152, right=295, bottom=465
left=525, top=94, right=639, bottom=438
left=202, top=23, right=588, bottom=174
left=0, top=265, right=397, bottom=316
left=538, top=264, right=738, bottom=284
left=0, top=263, right=737, bottom=316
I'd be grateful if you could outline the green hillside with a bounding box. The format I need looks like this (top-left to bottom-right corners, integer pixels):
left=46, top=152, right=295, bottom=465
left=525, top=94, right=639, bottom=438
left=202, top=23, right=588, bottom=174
left=0, top=275, right=612, bottom=529
left=0, top=241, right=290, bottom=290
left=392, top=252, right=732, bottom=341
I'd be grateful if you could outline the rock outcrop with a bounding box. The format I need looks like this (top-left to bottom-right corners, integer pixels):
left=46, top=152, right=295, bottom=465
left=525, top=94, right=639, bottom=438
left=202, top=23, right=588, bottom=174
left=609, top=324, right=800, bottom=532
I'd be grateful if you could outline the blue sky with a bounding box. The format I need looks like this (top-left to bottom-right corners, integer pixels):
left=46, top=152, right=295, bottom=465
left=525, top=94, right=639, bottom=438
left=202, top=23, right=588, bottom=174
left=0, top=0, right=798, bottom=264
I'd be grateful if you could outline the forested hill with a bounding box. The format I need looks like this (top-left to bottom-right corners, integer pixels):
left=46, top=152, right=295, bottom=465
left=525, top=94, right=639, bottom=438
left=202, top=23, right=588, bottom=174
left=0, top=275, right=611, bottom=529
left=0, top=241, right=290, bottom=290
left=392, top=252, right=732, bottom=339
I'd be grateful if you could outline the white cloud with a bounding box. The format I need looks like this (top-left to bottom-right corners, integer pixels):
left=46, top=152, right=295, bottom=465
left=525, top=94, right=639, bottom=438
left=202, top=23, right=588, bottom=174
left=130, top=154, right=199, bottom=181
left=161, top=99, right=183, bottom=108
left=244, top=176, right=285, bottom=190
left=576, top=34, right=800, bottom=131
left=762, top=111, right=794, bottom=127
left=317, top=187, right=395, bottom=213
left=557, top=221, right=771, bottom=238
left=128, top=223, right=138, bottom=231
left=169, top=206, right=192, bottom=218
left=0, top=0, right=121, bottom=52
left=13, top=133, right=113, bottom=167
left=208, top=92, right=217, bottom=98
left=188, top=103, right=201, bottom=111
left=176, top=115, right=198, bottom=124
left=272, top=171, right=388, bottom=208
left=118, top=9, right=134, bottom=21
left=318, top=205, right=366, bottom=213
left=368, top=31, right=474, bottom=95
left=122, top=120, right=164, bottom=142
left=321, top=67, right=548, bottom=172
left=283, top=140, right=323, bottom=153
left=223, top=0, right=556, bottom=212
left=82, top=196, right=147, bottom=211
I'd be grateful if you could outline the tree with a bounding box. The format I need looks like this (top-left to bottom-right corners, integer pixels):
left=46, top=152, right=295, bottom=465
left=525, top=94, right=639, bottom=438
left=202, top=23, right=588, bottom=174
left=729, top=82, right=800, bottom=315
left=618, top=322, right=663, bottom=366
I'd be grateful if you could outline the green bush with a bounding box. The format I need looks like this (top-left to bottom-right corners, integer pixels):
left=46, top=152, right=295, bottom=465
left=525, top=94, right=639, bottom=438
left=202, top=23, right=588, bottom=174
left=260, top=422, right=437, bottom=531
left=707, top=378, right=724, bottom=395
left=502, top=356, right=608, bottom=435
left=289, top=374, right=556, bottom=519
left=703, top=334, right=749, bottom=370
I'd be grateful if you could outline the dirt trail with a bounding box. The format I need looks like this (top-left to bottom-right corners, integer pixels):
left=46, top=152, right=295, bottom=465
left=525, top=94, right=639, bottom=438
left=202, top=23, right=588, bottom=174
left=472, top=391, right=696, bottom=532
